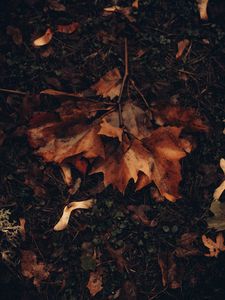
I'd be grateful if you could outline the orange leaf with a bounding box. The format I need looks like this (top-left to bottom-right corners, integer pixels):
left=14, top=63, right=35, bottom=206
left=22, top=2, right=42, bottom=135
left=197, top=0, right=209, bottom=20
left=87, top=270, right=103, bottom=296
left=56, top=22, right=79, bottom=34
left=33, top=28, right=53, bottom=47
left=202, top=233, right=225, bottom=257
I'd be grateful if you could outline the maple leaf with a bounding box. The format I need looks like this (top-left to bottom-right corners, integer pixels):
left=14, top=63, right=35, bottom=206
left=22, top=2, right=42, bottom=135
left=21, top=250, right=50, bottom=288
left=202, top=233, right=225, bottom=257
left=91, top=137, right=154, bottom=193
left=91, top=68, right=122, bottom=100
left=28, top=95, right=208, bottom=201
left=33, top=28, right=53, bottom=47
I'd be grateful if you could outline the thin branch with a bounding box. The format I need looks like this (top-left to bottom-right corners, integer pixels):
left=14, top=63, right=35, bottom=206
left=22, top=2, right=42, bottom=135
left=130, top=79, right=149, bottom=108
left=118, top=37, right=129, bottom=127
left=0, top=88, right=27, bottom=96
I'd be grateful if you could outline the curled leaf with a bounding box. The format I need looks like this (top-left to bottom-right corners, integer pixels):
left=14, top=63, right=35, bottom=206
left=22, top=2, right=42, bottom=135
left=54, top=199, right=95, bottom=231
left=60, top=163, right=72, bottom=185
left=33, top=28, right=53, bottom=47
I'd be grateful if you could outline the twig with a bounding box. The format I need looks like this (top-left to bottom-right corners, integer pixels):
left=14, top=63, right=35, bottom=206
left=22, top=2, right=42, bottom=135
left=130, top=79, right=149, bottom=108
left=0, top=88, right=27, bottom=96
left=117, top=38, right=129, bottom=127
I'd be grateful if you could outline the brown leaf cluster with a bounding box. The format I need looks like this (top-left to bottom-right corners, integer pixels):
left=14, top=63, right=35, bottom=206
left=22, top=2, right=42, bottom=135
left=28, top=68, right=208, bottom=201
left=21, top=250, right=50, bottom=288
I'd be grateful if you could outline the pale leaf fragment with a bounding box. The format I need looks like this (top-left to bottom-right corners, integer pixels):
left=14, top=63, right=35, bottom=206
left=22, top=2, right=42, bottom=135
left=176, top=39, right=190, bottom=60
left=54, top=199, right=95, bottom=231
left=33, top=28, right=53, bottom=47
left=197, top=0, right=209, bottom=20
left=19, top=218, right=26, bottom=241
left=213, top=158, right=225, bottom=201
left=60, top=163, right=72, bottom=185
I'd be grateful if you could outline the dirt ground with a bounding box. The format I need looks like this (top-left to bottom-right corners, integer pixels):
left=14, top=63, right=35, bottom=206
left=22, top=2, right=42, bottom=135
left=0, top=0, right=225, bottom=299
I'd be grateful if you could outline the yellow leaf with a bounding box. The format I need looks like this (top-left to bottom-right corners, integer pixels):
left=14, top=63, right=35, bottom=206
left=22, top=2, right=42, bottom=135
left=33, top=28, right=53, bottom=47
left=54, top=199, right=95, bottom=231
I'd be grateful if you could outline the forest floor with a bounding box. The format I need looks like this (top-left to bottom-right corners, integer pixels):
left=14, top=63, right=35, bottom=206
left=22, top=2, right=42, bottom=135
left=0, top=0, right=225, bottom=299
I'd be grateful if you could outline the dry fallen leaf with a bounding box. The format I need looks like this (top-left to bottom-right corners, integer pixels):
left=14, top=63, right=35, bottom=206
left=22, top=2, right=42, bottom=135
left=33, top=28, right=53, bottom=47
left=197, top=0, right=209, bottom=20
left=152, top=104, right=209, bottom=132
left=48, top=0, right=66, bottom=11
left=207, top=200, right=225, bottom=231
left=132, top=0, right=139, bottom=9
left=56, top=22, right=79, bottom=34
left=60, top=163, right=73, bottom=185
left=87, top=269, right=103, bottom=296
left=91, top=68, right=122, bottom=100
left=54, top=199, right=95, bottom=231
left=213, top=158, right=225, bottom=201
left=6, top=26, right=23, bottom=45
left=103, top=6, right=135, bottom=22
left=158, top=252, right=182, bottom=289
left=202, top=233, right=225, bottom=257
left=28, top=94, right=208, bottom=201
left=19, top=218, right=26, bottom=241
left=21, top=250, right=50, bottom=288
left=176, top=39, right=190, bottom=60
left=174, top=232, right=200, bottom=257
left=127, top=205, right=157, bottom=227
left=106, top=243, right=128, bottom=272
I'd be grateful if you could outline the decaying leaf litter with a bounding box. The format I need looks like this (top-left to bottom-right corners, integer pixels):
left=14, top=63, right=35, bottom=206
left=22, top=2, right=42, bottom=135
left=0, top=0, right=225, bottom=299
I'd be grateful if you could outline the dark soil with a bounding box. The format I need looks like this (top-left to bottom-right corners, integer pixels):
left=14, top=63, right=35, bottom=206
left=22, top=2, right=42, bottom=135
left=0, top=0, right=225, bottom=299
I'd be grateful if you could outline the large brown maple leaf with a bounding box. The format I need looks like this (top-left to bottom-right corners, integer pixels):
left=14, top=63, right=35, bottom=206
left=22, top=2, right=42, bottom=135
left=28, top=96, right=208, bottom=201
